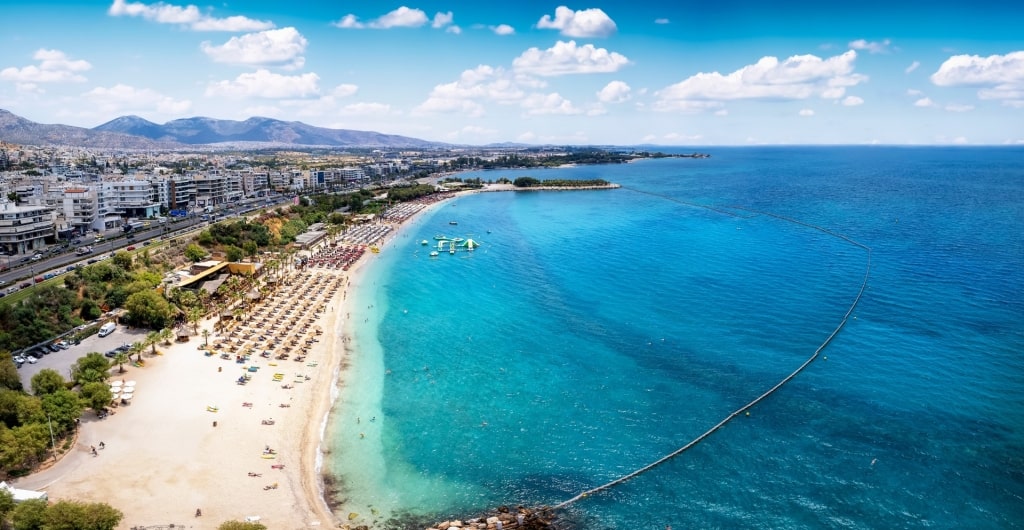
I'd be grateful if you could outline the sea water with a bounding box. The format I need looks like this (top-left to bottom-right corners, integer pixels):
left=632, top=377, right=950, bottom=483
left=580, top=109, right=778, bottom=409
left=326, top=147, right=1024, bottom=529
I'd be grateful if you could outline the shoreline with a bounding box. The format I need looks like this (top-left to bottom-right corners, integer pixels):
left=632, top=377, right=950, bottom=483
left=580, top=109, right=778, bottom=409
left=10, top=185, right=502, bottom=529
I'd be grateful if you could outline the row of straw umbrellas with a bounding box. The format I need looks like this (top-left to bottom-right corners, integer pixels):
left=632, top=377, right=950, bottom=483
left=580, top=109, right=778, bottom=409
left=210, top=271, right=343, bottom=362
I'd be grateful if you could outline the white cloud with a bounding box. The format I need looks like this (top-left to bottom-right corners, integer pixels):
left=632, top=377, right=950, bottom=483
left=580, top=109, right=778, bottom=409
left=536, top=6, right=617, bottom=38
left=597, top=80, right=631, bottom=103
left=333, top=15, right=362, bottom=29
left=841, top=95, right=864, bottom=106
left=332, top=84, right=359, bottom=97
left=944, top=103, right=974, bottom=112
left=655, top=50, right=865, bottom=111
left=413, top=65, right=525, bottom=117
left=905, top=61, right=920, bottom=74
left=849, top=39, right=892, bottom=54
left=952, top=136, right=969, bottom=144
left=333, top=6, right=434, bottom=29
left=914, top=97, right=936, bottom=107
left=107, top=0, right=273, bottom=31
left=663, top=132, right=703, bottom=142
left=0, top=49, right=91, bottom=83
left=82, top=83, right=191, bottom=115
left=432, top=11, right=453, bottom=28
left=799, top=108, right=815, bottom=116
left=200, top=27, right=307, bottom=69
left=205, top=69, right=320, bottom=98
left=491, top=24, right=515, bottom=36
left=513, top=40, right=629, bottom=76
left=655, top=18, right=670, bottom=24
left=931, top=51, right=1024, bottom=106
left=931, top=51, right=1024, bottom=86
left=340, top=102, right=394, bottom=116
left=906, top=88, right=924, bottom=96
left=521, top=92, right=581, bottom=115
left=714, top=109, right=729, bottom=116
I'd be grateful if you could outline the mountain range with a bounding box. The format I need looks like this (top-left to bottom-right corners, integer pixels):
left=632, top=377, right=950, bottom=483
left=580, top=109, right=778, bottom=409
left=0, top=109, right=442, bottom=149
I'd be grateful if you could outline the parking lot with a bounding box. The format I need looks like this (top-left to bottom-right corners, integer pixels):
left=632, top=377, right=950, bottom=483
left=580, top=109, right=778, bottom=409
left=16, top=325, right=153, bottom=387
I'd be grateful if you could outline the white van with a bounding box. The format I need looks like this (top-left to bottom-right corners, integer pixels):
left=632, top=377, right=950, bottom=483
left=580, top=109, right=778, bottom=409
left=98, top=322, right=116, bottom=337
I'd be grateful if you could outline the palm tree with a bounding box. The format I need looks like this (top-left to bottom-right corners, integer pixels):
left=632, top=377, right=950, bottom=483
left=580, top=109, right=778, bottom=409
left=202, top=329, right=210, bottom=347
left=188, top=307, right=204, bottom=334
left=128, top=341, right=144, bottom=364
left=146, top=330, right=161, bottom=356
left=113, top=351, right=129, bottom=374
left=159, top=327, right=173, bottom=346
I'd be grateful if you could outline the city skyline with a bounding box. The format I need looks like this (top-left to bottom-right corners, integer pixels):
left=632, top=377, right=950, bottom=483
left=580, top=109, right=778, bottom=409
left=2, top=0, right=1022, bottom=146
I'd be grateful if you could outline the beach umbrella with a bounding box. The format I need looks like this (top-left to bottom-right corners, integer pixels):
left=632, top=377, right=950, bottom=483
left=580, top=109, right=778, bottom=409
left=124, top=380, right=137, bottom=388
left=109, top=381, right=123, bottom=388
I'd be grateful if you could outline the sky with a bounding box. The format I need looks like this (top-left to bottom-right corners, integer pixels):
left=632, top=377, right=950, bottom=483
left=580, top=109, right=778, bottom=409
left=1, top=0, right=1023, bottom=146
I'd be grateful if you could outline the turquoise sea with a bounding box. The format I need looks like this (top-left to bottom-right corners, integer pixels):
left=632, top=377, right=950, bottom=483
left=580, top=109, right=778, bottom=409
left=325, top=147, right=1024, bottom=529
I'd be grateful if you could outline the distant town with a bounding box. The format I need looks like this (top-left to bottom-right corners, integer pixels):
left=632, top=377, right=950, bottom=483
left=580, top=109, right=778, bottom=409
left=0, top=142, right=679, bottom=260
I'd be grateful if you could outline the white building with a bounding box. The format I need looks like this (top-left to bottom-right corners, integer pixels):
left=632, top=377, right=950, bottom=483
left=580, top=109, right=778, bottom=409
left=0, top=201, right=56, bottom=254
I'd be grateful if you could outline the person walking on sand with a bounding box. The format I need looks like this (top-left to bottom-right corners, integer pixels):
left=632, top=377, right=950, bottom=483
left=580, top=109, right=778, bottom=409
left=90, top=446, right=97, bottom=456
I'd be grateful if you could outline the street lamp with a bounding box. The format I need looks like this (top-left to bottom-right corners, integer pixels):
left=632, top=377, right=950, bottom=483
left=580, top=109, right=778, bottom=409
left=46, top=413, right=57, bottom=461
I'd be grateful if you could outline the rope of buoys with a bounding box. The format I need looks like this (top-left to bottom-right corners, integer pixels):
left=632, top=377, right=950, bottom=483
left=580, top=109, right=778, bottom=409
left=545, top=191, right=872, bottom=513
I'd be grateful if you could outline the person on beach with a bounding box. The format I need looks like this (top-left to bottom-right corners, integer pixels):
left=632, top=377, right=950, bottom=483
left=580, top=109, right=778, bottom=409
left=90, top=446, right=97, bottom=456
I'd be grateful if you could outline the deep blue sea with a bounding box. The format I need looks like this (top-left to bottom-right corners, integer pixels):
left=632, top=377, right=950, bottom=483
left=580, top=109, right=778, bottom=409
left=326, top=146, right=1024, bottom=529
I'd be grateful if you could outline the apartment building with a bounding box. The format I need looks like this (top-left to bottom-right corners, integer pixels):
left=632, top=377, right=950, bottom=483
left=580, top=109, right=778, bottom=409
left=0, top=201, right=56, bottom=255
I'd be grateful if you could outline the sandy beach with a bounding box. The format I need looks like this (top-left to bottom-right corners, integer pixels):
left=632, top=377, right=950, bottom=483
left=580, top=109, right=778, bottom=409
left=11, top=191, right=464, bottom=529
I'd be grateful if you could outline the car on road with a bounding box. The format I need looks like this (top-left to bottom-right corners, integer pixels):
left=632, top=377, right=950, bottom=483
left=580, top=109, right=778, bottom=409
left=0, top=280, right=5, bottom=286
left=126, top=245, right=136, bottom=251
left=87, top=258, right=98, bottom=264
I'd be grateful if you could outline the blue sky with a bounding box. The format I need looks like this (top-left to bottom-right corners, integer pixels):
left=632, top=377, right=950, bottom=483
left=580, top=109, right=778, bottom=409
left=1, top=0, right=1022, bottom=145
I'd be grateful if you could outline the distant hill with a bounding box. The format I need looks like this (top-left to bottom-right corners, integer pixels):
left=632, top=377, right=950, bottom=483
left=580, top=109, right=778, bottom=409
left=95, top=115, right=440, bottom=148
left=0, top=109, right=171, bottom=149
left=0, top=109, right=443, bottom=149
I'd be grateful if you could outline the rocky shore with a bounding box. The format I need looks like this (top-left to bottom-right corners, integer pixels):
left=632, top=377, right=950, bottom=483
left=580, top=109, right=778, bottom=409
left=420, top=506, right=557, bottom=530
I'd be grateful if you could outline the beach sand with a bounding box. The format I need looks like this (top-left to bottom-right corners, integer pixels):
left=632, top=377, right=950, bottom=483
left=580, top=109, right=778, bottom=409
left=12, top=191, right=468, bottom=529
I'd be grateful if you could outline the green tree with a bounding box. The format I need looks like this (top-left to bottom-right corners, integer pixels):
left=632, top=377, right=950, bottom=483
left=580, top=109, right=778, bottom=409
left=218, top=521, right=268, bottom=530
left=79, top=382, right=112, bottom=412
left=124, top=289, right=174, bottom=329
left=224, top=244, right=244, bottom=262
left=71, top=353, right=111, bottom=386
left=43, top=499, right=123, bottom=530
left=0, top=353, right=22, bottom=391
left=185, top=243, right=207, bottom=262
left=30, top=369, right=66, bottom=396
left=0, top=488, right=15, bottom=522
left=128, top=341, right=144, bottom=363
left=40, top=389, right=83, bottom=434
left=111, top=251, right=134, bottom=271
left=10, top=497, right=47, bottom=530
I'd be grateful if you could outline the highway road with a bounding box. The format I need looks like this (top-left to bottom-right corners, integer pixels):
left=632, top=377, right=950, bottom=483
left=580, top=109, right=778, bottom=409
left=0, top=196, right=283, bottom=292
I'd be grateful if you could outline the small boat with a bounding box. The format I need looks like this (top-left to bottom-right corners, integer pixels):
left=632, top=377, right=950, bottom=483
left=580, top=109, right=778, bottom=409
left=449, top=221, right=458, bottom=225
left=429, top=251, right=439, bottom=257
left=434, top=234, right=449, bottom=240
left=420, top=240, right=428, bottom=245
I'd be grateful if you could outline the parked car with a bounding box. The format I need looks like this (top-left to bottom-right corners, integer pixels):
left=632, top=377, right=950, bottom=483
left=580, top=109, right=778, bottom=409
left=126, top=245, right=136, bottom=251
left=104, top=350, right=119, bottom=358
left=87, top=258, right=98, bottom=264
left=34, top=276, right=44, bottom=283
left=23, top=355, right=37, bottom=364
left=31, top=254, right=42, bottom=261
left=19, top=282, right=31, bottom=289
left=55, top=340, right=70, bottom=349
left=143, top=241, right=152, bottom=246
left=49, top=343, right=62, bottom=352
